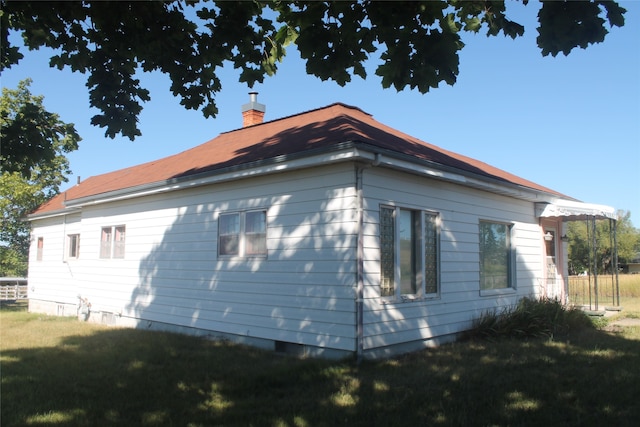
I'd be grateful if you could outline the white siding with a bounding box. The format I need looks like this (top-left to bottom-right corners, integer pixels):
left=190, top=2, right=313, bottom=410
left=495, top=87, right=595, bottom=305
left=28, top=213, right=83, bottom=315
left=361, top=167, right=544, bottom=351
left=28, top=163, right=358, bottom=351
left=28, top=159, right=553, bottom=357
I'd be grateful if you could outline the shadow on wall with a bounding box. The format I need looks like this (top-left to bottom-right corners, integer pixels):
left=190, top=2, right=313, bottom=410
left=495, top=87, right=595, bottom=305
left=122, top=119, right=543, bottom=357
left=126, top=172, right=362, bottom=355
left=171, top=113, right=509, bottom=184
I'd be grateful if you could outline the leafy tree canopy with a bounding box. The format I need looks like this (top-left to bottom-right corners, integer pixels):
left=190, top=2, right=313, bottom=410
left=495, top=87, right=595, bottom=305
left=1, top=0, right=626, bottom=142
left=1, top=78, right=80, bottom=178
left=0, top=79, right=77, bottom=276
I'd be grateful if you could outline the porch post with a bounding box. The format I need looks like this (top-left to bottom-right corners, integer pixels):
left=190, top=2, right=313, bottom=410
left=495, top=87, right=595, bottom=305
left=591, top=216, right=599, bottom=311
left=612, top=218, right=620, bottom=307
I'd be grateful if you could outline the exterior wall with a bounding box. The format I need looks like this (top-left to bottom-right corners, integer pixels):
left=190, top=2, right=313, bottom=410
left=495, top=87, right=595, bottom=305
left=360, top=167, right=545, bottom=358
left=28, top=161, right=554, bottom=359
left=28, top=163, right=358, bottom=357
left=627, top=264, right=640, bottom=274
left=28, top=213, right=82, bottom=316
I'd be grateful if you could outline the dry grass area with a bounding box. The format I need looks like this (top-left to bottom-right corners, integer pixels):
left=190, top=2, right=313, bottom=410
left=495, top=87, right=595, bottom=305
left=0, top=301, right=108, bottom=351
left=568, top=274, right=640, bottom=312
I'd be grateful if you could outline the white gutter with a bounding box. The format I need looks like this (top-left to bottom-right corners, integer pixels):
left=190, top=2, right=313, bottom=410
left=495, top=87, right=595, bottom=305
left=362, top=150, right=562, bottom=203
left=26, top=206, right=81, bottom=221
left=31, top=143, right=570, bottom=220
left=25, top=147, right=363, bottom=221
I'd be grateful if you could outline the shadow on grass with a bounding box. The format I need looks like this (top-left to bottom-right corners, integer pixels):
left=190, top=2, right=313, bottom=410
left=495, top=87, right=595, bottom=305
left=0, top=299, right=28, bottom=312
left=2, top=325, right=640, bottom=426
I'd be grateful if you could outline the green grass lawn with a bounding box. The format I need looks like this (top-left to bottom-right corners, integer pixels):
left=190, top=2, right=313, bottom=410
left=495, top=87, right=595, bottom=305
left=2, top=300, right=640, bottom=427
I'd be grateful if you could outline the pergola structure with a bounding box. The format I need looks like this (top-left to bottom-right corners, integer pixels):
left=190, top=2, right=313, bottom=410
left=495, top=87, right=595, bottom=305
left=536, top=201, right=619, bottom=312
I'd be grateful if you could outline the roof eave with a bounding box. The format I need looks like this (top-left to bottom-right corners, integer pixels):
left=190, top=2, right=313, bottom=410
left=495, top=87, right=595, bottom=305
left=26, top=206, right=82, bottom=221
left=37, top=141, right=571, bottom=215
left=63, top=142, right=364, bottom=209
left=354, top=143, right=571, bottom=204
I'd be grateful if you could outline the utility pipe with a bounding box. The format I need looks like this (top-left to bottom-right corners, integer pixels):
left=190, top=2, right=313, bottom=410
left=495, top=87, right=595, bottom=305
left=355, top=154, right=379, bottom=362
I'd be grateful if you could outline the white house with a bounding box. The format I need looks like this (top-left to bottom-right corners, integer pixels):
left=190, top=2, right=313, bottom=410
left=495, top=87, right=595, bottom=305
left=26, top=98, right=616, bottom=359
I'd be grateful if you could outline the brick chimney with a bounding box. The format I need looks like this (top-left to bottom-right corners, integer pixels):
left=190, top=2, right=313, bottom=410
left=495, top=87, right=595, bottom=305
left=241, top=92, right=266, bottom=127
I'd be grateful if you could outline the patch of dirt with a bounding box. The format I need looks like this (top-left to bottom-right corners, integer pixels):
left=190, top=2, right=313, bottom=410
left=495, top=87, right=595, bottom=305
left=610, top=318, right=640, bottom=327
left=602, top=317, right=640, bottom=332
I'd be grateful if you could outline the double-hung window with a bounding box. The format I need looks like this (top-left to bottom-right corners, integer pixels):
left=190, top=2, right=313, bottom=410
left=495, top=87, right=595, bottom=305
left=67, top=234, right=80, bottom=259
left=479, top=221, right=514, bottom=291
left=380, top=206, right=440, bottom=299
left=219, top=210, right=267, bottom=257
left=100, top=225, right=126, bottom=259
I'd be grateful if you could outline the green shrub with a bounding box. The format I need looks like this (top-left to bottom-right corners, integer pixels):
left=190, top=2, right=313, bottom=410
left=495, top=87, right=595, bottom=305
left=464, top=297, right=593, bottom=341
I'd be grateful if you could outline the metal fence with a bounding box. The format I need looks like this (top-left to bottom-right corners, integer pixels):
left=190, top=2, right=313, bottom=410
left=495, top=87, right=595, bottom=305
left=567, top=275, right=620, bottom=310
left=0, top=278, right=28, bottom=300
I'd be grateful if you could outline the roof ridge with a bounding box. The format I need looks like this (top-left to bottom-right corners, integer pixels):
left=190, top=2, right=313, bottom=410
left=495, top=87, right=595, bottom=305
left=220, top=102, right=371, bottom=135
left=28, top=102, right=570, bottom=217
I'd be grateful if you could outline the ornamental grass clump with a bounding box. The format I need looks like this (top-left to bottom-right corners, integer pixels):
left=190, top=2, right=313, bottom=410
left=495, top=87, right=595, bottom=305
left=465, top=297, right=593, bottom=341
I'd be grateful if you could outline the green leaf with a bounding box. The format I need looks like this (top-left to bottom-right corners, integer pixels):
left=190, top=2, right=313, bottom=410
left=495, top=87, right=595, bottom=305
left=0, top=0, right=627, bottom=140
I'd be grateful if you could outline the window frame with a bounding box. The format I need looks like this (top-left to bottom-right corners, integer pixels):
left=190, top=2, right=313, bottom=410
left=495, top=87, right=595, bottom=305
left=113, top=226, right=126, bottom=259
left=100, top=225, right=126, bottom=259
left=379, top=204, right=441, bottom=301
left=218, top=209, right=267, bottom=258
left=66, top=233, right=80, bottom=260
left=36, top=237, right=44, bottom=261
left=479, top=220, right=516, bottom=295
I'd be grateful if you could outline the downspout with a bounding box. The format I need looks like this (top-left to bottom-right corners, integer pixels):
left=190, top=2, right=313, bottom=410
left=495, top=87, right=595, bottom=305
left=62, top=192, right=67, bottom=263
left=612, top=218, right=620, bottom=307
left=355, top=153, right=380, bottom=362
left=62, top=218, right=66, bottom=262
left=591, top=216, right=599, bottom=311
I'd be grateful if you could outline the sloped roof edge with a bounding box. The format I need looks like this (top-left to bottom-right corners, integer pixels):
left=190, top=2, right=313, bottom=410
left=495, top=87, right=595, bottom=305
left=29, top=102, right=575, bottom=217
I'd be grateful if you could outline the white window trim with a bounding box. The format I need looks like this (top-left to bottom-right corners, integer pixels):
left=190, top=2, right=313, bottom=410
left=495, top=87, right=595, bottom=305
left=380, top=204, right=441, bottom=302
left=478, top=220, right=517, bottom=296
left=218, top=209, right=268, bottom=258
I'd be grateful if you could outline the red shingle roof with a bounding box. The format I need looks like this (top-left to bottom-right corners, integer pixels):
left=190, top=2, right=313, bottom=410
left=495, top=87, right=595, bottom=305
left=31, top=103, right=564, bottom=215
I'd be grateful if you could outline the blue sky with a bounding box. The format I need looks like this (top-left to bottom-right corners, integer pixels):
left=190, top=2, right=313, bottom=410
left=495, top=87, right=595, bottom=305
left=2, top=1, right=639, bottom=227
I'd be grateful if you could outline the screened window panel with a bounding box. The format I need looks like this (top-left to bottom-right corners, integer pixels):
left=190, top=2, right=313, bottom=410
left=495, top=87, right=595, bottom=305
left=424, top=212, right=438, bottom=294
left=219, top=214, right=240, bottom=235
left=245, top=211, right=267, bottom=255
left=37, top=237, right=44, bottom=261
left=245, top=233, right=266, bottom=255
left=245, top=211, right=265, bottom=233
left=399, top=209, right=417, bottom=295
left=219, top=235, right=239, bottom=255
left=113, top=226, right=126, bottom=259
left=219, top=214, right=240, bottom=255
left=100, top=227, right=112, bottom=258
left=380, top=207, right=395, bottom=297
left=68, top=234, right=80, bottom=259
